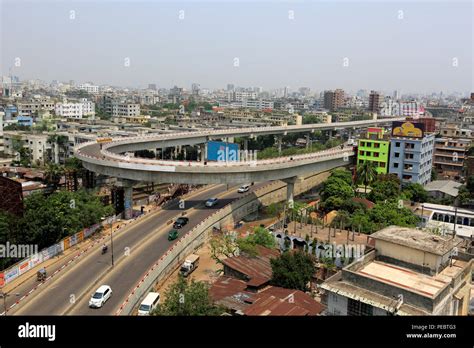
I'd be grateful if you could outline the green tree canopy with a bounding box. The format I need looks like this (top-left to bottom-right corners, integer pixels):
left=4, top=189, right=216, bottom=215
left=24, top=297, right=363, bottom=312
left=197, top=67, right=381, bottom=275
left=402, top=183, right=428, bottom=203
left=152, top=276, right=222, bottom=316
left=270, top=251, right=314, bottom=292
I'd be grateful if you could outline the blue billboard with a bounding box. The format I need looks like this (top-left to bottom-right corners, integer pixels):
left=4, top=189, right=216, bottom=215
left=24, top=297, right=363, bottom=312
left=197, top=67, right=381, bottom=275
left=206, top=141, right=239, bottom=162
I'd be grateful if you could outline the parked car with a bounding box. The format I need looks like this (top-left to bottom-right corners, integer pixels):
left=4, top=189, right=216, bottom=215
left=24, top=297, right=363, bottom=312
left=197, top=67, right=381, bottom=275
left=89, top=285, right=112, bottom=308
left=168, top=229, right=179, bottom=241
left=238, top=184, right=250, bottom=193
left=205, top=198, right=219, bottom=207
left=173, top=217, right=189, bottom=229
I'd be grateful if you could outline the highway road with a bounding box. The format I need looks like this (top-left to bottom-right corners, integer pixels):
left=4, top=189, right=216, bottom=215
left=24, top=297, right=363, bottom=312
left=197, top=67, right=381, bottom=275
left=10, top=182, right=266, bottom=315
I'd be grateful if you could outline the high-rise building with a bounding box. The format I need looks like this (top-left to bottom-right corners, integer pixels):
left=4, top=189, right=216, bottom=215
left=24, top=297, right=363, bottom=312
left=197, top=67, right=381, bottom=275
left=368, top=90, right=382, bottom=113
left=323, top=89, right=344, bottom=111
left=227, top=84, right=235, bottom=91
left=388, top=121, right=435, bottom=186
left=433, top=138, right=470, bottom=179
left=148, top=84, right=157, bottom=90
left=191, top=83, right=200, bottom=96
left=357, top=128, right=390, bottom=174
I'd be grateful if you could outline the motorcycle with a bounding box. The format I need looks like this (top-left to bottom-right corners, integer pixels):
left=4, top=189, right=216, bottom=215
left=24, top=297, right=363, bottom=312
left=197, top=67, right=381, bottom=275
left=101, top=245, right=108, bottom=254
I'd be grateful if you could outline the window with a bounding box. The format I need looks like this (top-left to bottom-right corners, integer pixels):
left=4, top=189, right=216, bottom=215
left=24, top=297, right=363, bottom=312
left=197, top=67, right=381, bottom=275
left=395, top=142, right=400, bottom=147
left=379, top=162, right=386, bottom=168
left=359, top=151, right=365, bottom=156
left=394, top=152, right=400, bottom=158
left=374, top=153, right=379, bottom=158
left=347, top=298, right=373, bottom=316
left=374, top=143, right=380, bottom=148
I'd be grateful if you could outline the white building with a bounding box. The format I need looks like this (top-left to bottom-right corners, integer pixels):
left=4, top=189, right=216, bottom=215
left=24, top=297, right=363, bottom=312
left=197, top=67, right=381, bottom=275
left=55, top=99, right=95, bottom=119
left=78, top=83, right=99, bottom=94
left=112, top=102, right=140, bottom=117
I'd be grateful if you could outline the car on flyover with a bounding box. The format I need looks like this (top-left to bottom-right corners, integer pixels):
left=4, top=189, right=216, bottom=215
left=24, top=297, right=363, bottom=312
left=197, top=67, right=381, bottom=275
left=168, top=229, right=179, bottom=241
left=89, top=285, right=112, bottom=308
left=173, top=217, right=189, bottom=229
left=205, top=198, right=219, bottom=207
left=238, top=184, right=250, bottom=193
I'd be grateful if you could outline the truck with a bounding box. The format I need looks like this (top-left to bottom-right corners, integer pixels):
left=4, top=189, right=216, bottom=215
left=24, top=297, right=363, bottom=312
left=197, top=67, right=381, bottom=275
left=179, top=254, right=200, bottom=277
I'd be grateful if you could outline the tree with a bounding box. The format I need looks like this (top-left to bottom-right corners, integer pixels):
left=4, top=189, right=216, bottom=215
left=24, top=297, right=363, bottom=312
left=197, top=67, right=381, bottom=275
left=402, top=183, right=428, bottom=203
left=356, top=161, right=378, bottom=194
left=246, top=226, right=276, bottom=248
left=329, top=168, right=353, bottom=185
left=270, top=251, right=314, bottom=291
left=44, top=163, right=64, bottom=191
left=321, top=178, right=354, bottom=202
left=152, top=276, right=222, bottom=316
left=368, top=179, right=400, bottom=202
left=209, top=233, right=240, bottom=264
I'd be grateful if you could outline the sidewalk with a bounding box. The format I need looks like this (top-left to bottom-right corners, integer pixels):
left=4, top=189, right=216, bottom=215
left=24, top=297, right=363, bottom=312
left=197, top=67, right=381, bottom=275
left=1, top=218, right=129, bottom=294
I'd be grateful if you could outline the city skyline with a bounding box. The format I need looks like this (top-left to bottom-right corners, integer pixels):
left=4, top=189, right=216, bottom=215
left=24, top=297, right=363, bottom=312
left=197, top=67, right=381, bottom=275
left=1, top=0, right=472, bottom=93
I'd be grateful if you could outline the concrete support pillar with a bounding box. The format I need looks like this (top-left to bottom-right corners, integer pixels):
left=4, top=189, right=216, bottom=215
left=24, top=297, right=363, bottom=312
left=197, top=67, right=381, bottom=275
left=199, top=143, right=207, bottom=162
left=118, top=179, right=135, bottom=220
left=173, top=146, right=178, bottom=159
left=276, top=135, right=283, bottom=154
left=243, top=138, right=249, bottom=152
left=305, top=134, right=311, bottom=149
left=287, top=181, right=295, bottom=206
left=282, top=177, right=298, bottom=207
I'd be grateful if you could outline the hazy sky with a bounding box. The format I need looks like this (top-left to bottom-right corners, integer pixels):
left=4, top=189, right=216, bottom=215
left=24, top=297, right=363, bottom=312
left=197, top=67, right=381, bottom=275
left=0, top=0, right=472, bottom=93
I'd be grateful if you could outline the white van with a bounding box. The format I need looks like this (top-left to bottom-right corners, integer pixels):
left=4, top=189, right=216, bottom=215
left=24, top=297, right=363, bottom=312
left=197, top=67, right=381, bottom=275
left=137, top=292, right=160, bottom=316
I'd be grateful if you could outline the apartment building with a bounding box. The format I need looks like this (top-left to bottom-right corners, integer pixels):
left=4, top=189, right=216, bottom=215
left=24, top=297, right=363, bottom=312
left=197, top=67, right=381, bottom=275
left=323, top=89, right=344, bottom=111
left=112, top=102, right=140, bottom=117
left=357, top=127, right=390, bottom=174
left=368, top=91, right=381, bottom=113
left=3, top=131, right=50, bottom=164
left=321, top=226, right=472, bottom=315
left=433, top=138, right=470, bottom=179
left=55, top=99, right=95, bottom=119
left=16, top=100, right=55, bottom=116
left=388, top=121, right=434, bottom=186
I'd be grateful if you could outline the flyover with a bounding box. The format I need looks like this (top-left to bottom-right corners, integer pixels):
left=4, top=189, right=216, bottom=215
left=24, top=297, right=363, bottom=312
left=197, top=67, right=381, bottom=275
left=75, top=117, right=404, bottom=218
left=75, top=117, right=404, bottom=185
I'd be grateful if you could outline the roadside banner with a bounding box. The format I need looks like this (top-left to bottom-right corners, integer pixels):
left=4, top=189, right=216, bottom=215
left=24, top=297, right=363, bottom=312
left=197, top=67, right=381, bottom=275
left=5, top=266, right=19, bottom=283
left=63, top=237, right=71, bottom=251
left=30, top=253, right=42, bottom=267
left=69, top=234, right=77, bottom=247
left=76, top=231, right=84, bottom=243
left=19, top=259, right=31, bottom=275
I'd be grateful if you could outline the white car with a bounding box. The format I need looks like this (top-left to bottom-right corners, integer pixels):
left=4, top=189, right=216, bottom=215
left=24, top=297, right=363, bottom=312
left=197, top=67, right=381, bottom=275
left=205, top=198, right=219, bottom=207
left=238, top=184, right=250, bottom=193
left=89, top=285, right=112, bottom=308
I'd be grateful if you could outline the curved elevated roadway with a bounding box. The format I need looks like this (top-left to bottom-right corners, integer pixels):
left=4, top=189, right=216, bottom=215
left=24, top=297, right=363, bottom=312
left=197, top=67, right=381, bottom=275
left=75, top=118, right=403, bottom=184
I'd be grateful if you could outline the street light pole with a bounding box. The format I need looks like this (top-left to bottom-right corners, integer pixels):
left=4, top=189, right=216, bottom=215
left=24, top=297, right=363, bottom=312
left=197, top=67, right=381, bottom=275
left=110, top=221, right=114, bottom=267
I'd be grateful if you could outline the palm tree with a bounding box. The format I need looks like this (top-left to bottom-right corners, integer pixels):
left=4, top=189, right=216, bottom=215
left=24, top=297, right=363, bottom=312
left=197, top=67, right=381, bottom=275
left=356, top=161, right=378, bottom=195
left=45, top=163, right=64, bottom=191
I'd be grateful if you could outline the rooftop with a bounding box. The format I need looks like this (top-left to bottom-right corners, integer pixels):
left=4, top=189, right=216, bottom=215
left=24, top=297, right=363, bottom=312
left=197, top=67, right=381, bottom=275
left=356, top=260, right=465, bottom=298
left=424, top=180, right=462, bottom=197
left=210, top=276, right=324, bottom=316
left=371, top=226, right=463, bottom=256
left=221, top=245, right=279, bottom=287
